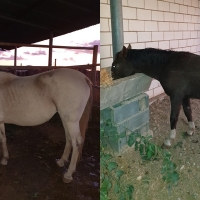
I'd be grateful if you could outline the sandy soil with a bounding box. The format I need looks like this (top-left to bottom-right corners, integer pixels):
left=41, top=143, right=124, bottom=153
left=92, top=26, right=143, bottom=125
left=0, top=107, right=100, bottom=200
left=111, top=96, right=200, bottom=200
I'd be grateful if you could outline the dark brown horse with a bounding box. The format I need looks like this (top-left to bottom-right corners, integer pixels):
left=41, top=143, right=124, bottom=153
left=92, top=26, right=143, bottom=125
left=112, top=44, right=198, bottom=147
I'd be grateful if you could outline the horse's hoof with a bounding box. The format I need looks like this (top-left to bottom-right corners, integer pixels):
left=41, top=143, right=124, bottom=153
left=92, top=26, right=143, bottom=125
left=63, top=176, right=73, bottom=183
left=186, top=130, right=194, bottom=136
left=56, top=159, right=65, bottom=167
left=1, top=158, right=8, bottom=165
left=161, top=143, right=170, bottom=149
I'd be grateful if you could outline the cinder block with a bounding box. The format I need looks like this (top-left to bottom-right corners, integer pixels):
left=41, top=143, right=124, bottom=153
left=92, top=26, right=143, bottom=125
left=159, top=41, right=170, bottom=49
left=123, top=20, right=128, bottom=31
left=123, top=7, right=136, bottom=19
left=195, top=24, right=200, bottom=31
left=109, top=94, right=149, bottom=123
left=158, top=1, right=169, bottom=11
left=175, top=0, right=183, bottom=4
left=164, top=12, right=175, bottom=21
left=192, top=16, right=198, bottom=23
left=145, top=0, right=158, bottom=10
left=100, top=18, right=110, bottom=32
left=149, top=80, right=160, bottom=90
left=138, top=32, right=151, bottom=42
left=145, top=90, right=154, bottom=98
left=100, top=32, right=112, bottom=45
left=170, top=22, right=179, bottom=31
left=152, top=11, right=164, bottom=21
left=100, top=4, right=110, bottom=18
left=188, top=23, right=195, bottom=30
left=152, top=32, right=163, bottom=41
left=187, top=39, right=195, bottom=46
left=129, top=20, right=145, bottom=31
left=124, top=32, right=137, bottom=43
left=183, top=0, right=191, bottom=6
left=130, top=42, right=146, bottom=49
left=101, top=93, right=150, bottom=154
left=179, top=5, right=187, bottom=14
left=145, top=21, right=158, bottom=31
left=158, top=22, right=170, bottom=31
left=170, top=40, right=179, bottom=48
left=182, top=47, right=191, bottom=52
left=100, top=45, right=111, bottom=58
left=195, top=8, right=200, bottom=15
left=137, top=9, right=151, bottom=20
left=145, top=42, right=159, bottom=48
left=170, top=3, right=179, bottom=12
left=175, top=13, right=183, bottom=22
left=183, top=14, right=192, bottom=23
left=183, top=31, right=191, bottom=39
left=174, top=31, right=182, bottom=39
left=191, top=31, right=198, bottom=38
left=154, top=86, right=165, bottom=96
left=179, top=39, right=187, bottom=47
left=192, top=0, right=199, bottom=7
left=164, top=32, right=174, bottom=40
left=178, top=23, right=187, bottom=31
left=128, top=0, right=144, bottom=8
left=188, top=6, right=195, bottom=14
left=101, top=58, right=113, bottom=69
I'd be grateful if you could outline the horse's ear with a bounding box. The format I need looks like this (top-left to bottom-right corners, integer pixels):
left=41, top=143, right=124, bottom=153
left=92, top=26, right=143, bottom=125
left=119, top=46, right=127, bottom=58
left=127, top=44, right=132, bottom=49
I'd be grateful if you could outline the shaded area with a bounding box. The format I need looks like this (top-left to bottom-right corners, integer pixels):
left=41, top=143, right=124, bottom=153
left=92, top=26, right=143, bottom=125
left=0, top=107, right=100, bottom=200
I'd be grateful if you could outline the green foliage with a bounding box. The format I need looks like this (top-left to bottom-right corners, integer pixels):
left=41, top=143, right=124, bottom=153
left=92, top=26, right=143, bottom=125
left=100, top=120, right=134, bottom=200
left=100, top=119, right=180, bottom=199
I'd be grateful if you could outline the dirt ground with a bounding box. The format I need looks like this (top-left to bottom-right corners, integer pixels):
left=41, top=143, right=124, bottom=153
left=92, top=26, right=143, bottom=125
left=0, top=107, right=100, bottom=200
left=113, top=96, right=200, bottom=200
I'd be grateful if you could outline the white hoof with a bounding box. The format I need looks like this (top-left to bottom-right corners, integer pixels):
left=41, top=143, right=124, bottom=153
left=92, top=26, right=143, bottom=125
left=1, top=158, right=8, bottom=165
left=63, top=175, right=73, bottom=183
left=164, top=139, right=171, bottom=147
left=56, top=159, right=65, bottom=167
left=187, top=130, right=194, bottom=136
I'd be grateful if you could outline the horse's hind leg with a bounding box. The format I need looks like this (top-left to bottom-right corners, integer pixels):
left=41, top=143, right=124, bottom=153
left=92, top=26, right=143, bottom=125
left=163, top=96, right=182, bottom=147
left=62, top=121, right=82, bottom=183
left=56, top=126, right=72, bottom=167
left=182, top=97, right=195, bottom=135
left=0, top=123, right=9, bottom=165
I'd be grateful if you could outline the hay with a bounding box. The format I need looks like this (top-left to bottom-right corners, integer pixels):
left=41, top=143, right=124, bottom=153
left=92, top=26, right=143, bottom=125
left=100, top=68, right=113, bottom=88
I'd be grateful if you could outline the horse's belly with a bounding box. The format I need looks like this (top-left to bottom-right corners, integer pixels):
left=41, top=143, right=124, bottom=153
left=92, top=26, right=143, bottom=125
left=3, top=102, right=57, bottom=126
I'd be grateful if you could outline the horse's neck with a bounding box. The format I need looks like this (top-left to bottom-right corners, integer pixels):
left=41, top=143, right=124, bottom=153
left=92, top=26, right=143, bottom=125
left=131, top=49, right=172, bottom=80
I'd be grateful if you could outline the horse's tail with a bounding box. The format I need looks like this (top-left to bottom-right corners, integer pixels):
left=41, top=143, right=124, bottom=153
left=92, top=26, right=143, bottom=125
left=78, top=77, right=93, bottom=161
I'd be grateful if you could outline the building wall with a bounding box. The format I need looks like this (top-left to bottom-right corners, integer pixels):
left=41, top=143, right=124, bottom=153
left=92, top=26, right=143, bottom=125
left=100, top=0, right=200, bottom=98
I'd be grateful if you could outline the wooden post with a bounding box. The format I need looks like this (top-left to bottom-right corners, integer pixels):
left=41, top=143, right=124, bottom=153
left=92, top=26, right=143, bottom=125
left=91, top=45, right=98, bottom=85
left=14, top=47, right=17, bottom=75
left=48, top=31, right=53, bottom=67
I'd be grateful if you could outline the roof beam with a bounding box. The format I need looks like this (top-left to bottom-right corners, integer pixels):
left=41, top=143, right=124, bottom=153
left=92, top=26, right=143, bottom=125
left=0, top=13, right=60, bottom=33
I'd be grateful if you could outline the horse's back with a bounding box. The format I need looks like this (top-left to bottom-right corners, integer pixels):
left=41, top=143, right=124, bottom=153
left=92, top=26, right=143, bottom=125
left=0, top=69, right=91, bottom=126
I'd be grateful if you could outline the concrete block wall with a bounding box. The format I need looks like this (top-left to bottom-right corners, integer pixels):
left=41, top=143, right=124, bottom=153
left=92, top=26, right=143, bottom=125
left=100, top=0, right=200, bottom=98
left=101, top=93, right=149, bottom=153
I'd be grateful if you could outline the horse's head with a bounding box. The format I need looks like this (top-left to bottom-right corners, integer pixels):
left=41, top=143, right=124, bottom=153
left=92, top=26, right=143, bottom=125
left=111, top=44, right=134, bottom=80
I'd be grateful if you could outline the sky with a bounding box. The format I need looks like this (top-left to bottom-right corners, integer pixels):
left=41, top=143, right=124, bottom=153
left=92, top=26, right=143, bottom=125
left=0, top=24, right=100, bottom=68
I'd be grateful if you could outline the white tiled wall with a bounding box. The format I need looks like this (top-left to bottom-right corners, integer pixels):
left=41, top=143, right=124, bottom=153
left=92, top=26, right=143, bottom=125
left=100, top=0, right=200, bottom=98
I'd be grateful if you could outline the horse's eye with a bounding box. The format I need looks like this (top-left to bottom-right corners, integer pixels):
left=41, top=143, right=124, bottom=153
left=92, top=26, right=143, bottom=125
left=112, top=66, right=116, bottom=68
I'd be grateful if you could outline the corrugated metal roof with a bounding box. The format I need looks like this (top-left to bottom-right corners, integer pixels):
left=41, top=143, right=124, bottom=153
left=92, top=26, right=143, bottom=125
left=0, top=0, right=100, bottom=50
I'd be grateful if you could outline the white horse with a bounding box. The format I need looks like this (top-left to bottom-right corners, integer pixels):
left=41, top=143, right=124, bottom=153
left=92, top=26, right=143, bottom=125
left=0, top=68, right=93, bottom=183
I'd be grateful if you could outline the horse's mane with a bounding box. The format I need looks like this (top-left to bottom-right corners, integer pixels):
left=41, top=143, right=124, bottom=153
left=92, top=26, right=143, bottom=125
left=127, top=48, right=191, bottom=68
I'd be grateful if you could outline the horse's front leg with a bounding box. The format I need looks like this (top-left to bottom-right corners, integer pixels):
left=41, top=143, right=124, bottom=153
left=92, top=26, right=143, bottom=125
left=182, top=97, right=195, bottom=135
left=0, top=123, right=9, bottom=165
left=163, top=97, right=182, bottom=147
